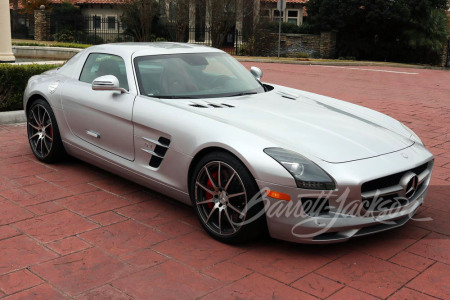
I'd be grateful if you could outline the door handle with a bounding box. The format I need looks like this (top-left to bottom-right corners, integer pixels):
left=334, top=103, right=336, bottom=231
left=86, top=130, right=101, bottom=139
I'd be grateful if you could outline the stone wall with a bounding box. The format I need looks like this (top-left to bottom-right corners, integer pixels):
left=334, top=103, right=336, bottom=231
left=319, top=31, right=337, bottom=59
left=261, top=31, right=337, bottom=58
left=441, top=11, right=450, bottom=67
left=34, top=9, right=50, bottom=41
left=282, top=34, right=321, bottom=57
left=441, top=36, right=449, bottom=67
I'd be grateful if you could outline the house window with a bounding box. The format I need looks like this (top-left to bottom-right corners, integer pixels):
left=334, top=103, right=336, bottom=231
left=273, top=10, right=284, bottom=22
left=92, top=15, right=101, bottom=30
left=287, top=10, right=299, bottom=25
left=107, top=16, right=117, bottom=30
left=261, top=9, right=270, bottom=20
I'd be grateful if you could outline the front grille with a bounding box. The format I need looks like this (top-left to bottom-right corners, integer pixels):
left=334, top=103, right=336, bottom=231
left=361, top=162, right=431, bottom=211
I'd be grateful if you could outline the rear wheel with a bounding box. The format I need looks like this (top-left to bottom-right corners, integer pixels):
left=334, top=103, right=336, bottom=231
left=190, top=151, right=266, bottom=244
left=27, top=99, right=65, bottom=163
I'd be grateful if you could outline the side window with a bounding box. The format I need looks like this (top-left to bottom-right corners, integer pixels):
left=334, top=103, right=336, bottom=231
left=79, top=53, right=129, bottom=91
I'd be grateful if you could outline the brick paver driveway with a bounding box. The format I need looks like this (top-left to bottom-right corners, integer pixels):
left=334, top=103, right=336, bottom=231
left=0, top=63, right=449, bottom=299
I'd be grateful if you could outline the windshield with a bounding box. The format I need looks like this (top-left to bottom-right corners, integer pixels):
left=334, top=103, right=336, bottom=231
left=134, top=52, right=265, bottom=99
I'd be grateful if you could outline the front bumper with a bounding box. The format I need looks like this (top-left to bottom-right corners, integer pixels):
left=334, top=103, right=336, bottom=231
left=257, top=180, right=426, bottom=244
left=255, top=144, right=434, bottom=244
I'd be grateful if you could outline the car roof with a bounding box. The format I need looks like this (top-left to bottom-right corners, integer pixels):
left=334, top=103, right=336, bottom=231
left=86, top=42, right=224, bottom=58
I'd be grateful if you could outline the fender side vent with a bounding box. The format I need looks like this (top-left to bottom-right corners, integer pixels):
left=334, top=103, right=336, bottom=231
left=149, top=156, right=163, bottom=168
left=143, top=136, right=171, bottom=168
left=158, top=137, right=171, bottom=147
left=154, top=145, right=168, bottom=157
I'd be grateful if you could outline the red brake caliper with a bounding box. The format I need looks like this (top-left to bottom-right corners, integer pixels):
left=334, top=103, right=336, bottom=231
left=205, top=171, right=218, bottom=209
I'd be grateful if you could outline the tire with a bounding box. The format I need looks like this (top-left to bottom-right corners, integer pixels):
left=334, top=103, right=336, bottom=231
left=190, top=151, right=267, bottom=244
left=27, top=99, right=66, bottom=163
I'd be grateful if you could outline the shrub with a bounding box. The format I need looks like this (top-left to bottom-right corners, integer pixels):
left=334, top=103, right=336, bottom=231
left=84, top=34, right=105, bottom=45
left=0, top=64, right=61, bottom=112
left=238, top=42, right=252, bottom=56
left=53, top=29, right=76, bottom=43
left=295, top=52, right=310, bottom=58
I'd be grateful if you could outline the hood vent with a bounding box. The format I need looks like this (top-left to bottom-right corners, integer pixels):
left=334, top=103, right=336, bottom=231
left=221, top=103, right=235, bottom=108
left=189, top=103, right=208, bottom=108
left=208, top=104, right=222, bottom=108
left=189, top=102, right=235, bottom=108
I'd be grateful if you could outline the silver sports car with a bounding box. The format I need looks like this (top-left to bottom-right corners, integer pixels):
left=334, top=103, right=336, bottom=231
left=24, top=43, right=434, bottom=244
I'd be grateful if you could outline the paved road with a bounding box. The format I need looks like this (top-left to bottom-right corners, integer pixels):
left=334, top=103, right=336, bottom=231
left=0, top=64, right=449, bottom=299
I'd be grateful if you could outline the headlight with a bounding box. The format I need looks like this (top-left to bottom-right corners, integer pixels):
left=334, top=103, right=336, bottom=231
left=264, top=148, right=336, bottom=190
left=401, top=123, right=423, bottom=145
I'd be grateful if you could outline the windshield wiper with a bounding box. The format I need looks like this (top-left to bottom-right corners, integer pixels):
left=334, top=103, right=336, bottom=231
left=226, top=92, right=258, bottom=97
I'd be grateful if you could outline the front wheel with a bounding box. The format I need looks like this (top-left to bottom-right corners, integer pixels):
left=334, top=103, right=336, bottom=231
left=190, top=151, right=266, bottom=244
left=27, top=99, right=65, bottom=163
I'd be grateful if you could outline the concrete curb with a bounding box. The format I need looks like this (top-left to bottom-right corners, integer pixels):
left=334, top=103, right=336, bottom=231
left=236, top=58, right=449, bottom=70
left=12, top=46, right=82, bottom=61
left=0, top=110, right=26, bottom=125
left=12, top=61, right=66, bottom=65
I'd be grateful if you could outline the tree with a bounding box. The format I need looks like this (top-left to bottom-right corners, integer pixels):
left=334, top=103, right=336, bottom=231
left=403, top=0, right=449, bottom=63
left=50, top=1, right=84, bottom=43
left=20, top=0, right=50, bottom=15
left=165, top=0, right=191, bottom=42
left=306, top=0, right=449, bottom=64
left=51, top=1, right=83, bottom=31
left=121, top=0, right=160, bottom=42
left=203, top=0, right=237, bottom=47
left=193, top=0, right=254, bottom=48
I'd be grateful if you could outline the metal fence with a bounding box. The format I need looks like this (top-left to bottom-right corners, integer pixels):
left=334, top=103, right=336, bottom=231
left=51, top=15, right=134, bottom=44
left=10, top=13, right=34, bottom=39
left=12, top=12, right=244, bottom=55
left=186, top=27, right=243, bottom=56
left=51, top=16, right=244, bottom=54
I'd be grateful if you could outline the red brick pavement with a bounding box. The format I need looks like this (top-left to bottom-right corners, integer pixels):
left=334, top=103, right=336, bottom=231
left=0, top=63, right=448, bottom=299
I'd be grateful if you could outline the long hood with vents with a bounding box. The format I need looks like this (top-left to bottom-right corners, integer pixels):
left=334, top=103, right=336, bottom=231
left=168, top=87, right=415, bottom=164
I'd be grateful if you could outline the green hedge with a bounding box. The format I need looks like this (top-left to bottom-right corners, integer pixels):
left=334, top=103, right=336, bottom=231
left=0, top=64, right=61, bottom=112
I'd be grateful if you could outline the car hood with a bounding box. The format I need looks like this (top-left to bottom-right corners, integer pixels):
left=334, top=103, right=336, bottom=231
left=168, top=86, right=414, bottom=163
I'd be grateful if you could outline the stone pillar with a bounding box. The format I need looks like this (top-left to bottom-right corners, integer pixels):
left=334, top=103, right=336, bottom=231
left=188, top=0, right=196, bottom=43
left=235, top=0, right=243, bottom=46
left=320, top=31, right=337, bottom=59
left=299, top=5, right=304, bottom=25
left=253, top=0, right=260, bottom=29
left=0, top=0, right=15, bottom=62
left=34, top=6, right=50, bottom=41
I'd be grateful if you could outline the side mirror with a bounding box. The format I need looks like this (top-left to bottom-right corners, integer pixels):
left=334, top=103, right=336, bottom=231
left=250, top=66, right=263, bottom=81
left=92, top=75, right=126, bottom=93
